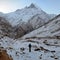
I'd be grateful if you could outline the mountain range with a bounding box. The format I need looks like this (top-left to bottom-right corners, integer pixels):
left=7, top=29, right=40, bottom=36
left=0, top=3, right=57, bottom=39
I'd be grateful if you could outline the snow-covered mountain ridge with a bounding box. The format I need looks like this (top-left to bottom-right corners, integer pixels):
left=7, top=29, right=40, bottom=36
left=0, top=3, right=56, bottom=39
left=22, top=14, right=60, bottom=39
left=0, top=3, right=56, bottom=27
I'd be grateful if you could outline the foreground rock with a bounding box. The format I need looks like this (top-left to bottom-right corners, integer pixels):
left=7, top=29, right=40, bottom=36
left=0, top=47, right=13, bottom=60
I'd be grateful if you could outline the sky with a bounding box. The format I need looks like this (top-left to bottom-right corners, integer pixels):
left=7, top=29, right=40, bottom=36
left=0, top=0, right=60, bottom=14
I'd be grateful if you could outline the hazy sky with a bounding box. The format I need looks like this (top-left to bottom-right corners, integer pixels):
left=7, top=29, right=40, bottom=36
left=0, top=0, right=60, bottom=14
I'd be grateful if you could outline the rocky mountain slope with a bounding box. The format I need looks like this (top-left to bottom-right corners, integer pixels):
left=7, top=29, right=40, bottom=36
left=0, top=16, right=33, bottom=38
left=0, top=3, right=55, bottom=27
left=0, top=17, right=13, bottom=38
left=28, top=14, right=45, bottom=29
left=5, top=3, right=54, bottom=27
left=0, top=3, right=56, bottom=39
left=22, top=14, right=60, bottom=39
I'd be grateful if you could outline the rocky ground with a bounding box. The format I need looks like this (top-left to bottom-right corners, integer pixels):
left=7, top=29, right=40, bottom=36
left=0, top=37, right=60, bottom=60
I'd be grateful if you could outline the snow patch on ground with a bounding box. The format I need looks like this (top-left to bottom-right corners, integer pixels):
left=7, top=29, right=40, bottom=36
left=0, top=37, right=60, bottom=60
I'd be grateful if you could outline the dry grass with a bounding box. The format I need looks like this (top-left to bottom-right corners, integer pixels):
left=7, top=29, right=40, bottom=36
left=0, top=48, right=13, bottom=60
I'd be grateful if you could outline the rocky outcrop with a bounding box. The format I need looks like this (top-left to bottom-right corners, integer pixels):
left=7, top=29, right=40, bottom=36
left=0, top=48, right=13, bottom=60
left=0, top=17, right=13, bottom=38
left=0, top=17, right=33, bottom=39
left=14, top=22, right=33, bottom=39
left=28, top=14, right=45, bottom=29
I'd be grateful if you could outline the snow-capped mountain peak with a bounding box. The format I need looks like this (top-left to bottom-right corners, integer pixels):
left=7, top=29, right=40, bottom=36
left=0, top=3, right=55, bottom=27
left=28, top=3, right=38, bottom=8
left=0, top=3, right=56, bottom=38
left=15, top=9, right=21, bottom=12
